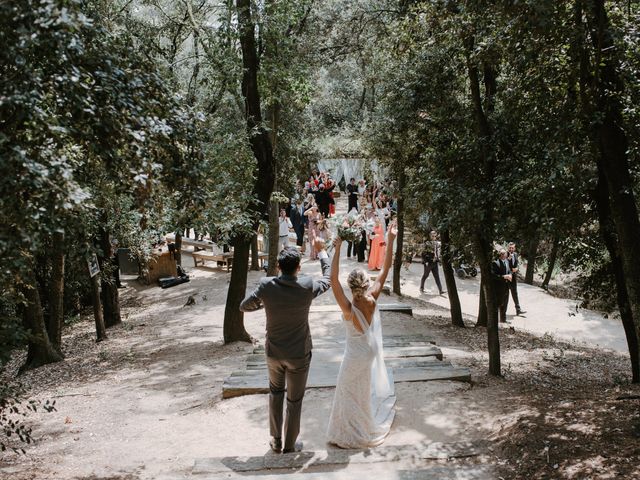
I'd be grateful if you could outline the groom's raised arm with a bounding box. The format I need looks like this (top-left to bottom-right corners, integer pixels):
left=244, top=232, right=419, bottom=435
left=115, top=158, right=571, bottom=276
left=240, top=280, right=265, bottom=312
left=312, top=249, right=332, bottom=298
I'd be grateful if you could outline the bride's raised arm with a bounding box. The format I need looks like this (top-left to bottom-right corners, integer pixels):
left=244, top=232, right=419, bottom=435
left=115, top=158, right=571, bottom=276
left=370, top=221, right=397, bottom=300
left=331, top=238, right=351, bottom=315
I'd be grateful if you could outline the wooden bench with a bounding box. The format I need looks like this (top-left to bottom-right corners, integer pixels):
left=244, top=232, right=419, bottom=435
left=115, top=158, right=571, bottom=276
left=166, top=234, right=218, bottom=253
left=191, top=251, right=234, bottom=271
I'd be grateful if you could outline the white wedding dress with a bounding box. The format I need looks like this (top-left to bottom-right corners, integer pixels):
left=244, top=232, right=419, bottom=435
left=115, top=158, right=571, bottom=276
left=326, top=303, right=396, bottom=448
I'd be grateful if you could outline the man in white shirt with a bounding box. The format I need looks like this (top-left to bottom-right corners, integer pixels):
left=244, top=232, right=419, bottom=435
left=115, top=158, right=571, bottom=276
left=279, top=209, right=293, bottom=250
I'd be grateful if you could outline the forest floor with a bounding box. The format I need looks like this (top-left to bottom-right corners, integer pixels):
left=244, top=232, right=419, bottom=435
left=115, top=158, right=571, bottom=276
left=1, top=210, right=639, bottom=479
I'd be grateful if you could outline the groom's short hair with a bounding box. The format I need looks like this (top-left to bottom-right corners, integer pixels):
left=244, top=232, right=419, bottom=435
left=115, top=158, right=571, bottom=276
left=278, top=247, right=301, bottom=275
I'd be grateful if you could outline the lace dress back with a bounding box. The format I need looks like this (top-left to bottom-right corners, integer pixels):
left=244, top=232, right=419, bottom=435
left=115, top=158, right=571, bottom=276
left=326, top=303, right=396, bottom=448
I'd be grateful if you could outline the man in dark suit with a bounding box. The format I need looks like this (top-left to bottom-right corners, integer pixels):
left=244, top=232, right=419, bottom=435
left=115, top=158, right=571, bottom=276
left=507, top=242, right=525, bottom=315
left=289, top=198, right=306, bottom=251
left=346, top=177, right=359, bottom=213
left=240, top=245, right=331, bottom=454
left=314, top=183, right=335, bottom=218
left=491, top=248, right=512, bottom=323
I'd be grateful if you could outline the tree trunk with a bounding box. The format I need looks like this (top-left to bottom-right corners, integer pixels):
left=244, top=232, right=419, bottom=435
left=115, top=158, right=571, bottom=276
left=175, top=231, right=183, bottom=267
left=250, top=233, right=260, bottom=271
left=441, top=229, right=464, bottom=327
left=223, top=238, right=252, bottom=343
left=224, top=0, right=275, bottom=342
left=587, top=0, right=640, bottom=380
left=595, top=165, right=639, bottom=382
left=524, top=234, right=539, bottom=285
left=90, top=268, right=107, bottom=342
left=465, top=33, right=500, bottom=375
left=19, top=272, right=63, bottom=373
left=476, top=274, right=488, bottom=327
left=267, top=197, right=280, bottom=276
left=47, top=230, right=65, bottom=355
left=474, top=234, right=501, bottom=376
left=99, top=228, right=121, bottom=328
left=541, top=234, right=560, bottom=290
left=392, top=166, right=406, bottom=295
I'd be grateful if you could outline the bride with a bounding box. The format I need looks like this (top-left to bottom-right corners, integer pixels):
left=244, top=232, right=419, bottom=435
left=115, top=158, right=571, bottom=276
left=326, top=222, right=397, bottom=448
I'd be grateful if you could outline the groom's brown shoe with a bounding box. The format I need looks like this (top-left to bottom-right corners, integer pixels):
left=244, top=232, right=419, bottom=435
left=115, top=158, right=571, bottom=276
left=269, top=437, right=282, bottom=453
left=283, top=441, right=303, bottom=454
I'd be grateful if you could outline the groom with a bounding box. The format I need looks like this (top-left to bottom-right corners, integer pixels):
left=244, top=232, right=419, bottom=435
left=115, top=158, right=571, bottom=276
left=240, top=242, right=331, bottom=453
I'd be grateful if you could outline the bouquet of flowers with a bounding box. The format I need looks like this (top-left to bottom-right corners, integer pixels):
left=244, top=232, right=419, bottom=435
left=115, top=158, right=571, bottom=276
left=333, top=210, right=365, bottom=242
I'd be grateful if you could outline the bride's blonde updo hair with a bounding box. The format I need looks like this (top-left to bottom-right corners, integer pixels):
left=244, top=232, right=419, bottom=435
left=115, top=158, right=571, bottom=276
left=347, top=268, right=370, bottom=299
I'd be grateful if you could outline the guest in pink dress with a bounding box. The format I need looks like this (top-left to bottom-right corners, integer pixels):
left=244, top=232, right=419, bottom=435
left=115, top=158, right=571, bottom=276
left=368, top=219, right=385, bottom=271
left=305, top=205, right=321, bottom=260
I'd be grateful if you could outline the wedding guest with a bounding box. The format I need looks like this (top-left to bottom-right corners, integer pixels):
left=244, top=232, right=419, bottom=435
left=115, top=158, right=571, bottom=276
left=368, top=217, right=385, bottom=271
left=491, top=248, right=512, bottom=323
left=305, top=204, right=321, bottom=260
left=290, top=199, right=306, bottom=252
left=347, top=178, right=359, bottom=212
left=507, top=242, right=525, bottom=315
left=279, top=209, right=293, bottom=250
left=419, top=230, right=445, bottom=295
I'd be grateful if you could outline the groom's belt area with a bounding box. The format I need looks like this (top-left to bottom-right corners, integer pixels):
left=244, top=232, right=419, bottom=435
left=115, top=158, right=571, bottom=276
left=265, top=333, right=313, bottom=359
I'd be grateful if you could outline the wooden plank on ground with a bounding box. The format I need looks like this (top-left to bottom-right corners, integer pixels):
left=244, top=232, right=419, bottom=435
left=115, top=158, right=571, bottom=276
left=250, top=345, right=443, bottom=362
left=252, top=335, right=437, bottom=352
left=309, top=303, right=413, bottom=315
left=223, top=365, right=470, bottom=398
left=241, top=357, right=451, bottom=372
left=191, top=467, right=493, bottom=480
left=192, top=441, right=487, bottom=475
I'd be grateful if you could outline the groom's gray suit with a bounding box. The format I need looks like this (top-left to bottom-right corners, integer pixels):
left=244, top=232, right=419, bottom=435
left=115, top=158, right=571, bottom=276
left=240, top=253, right=331, bottom=452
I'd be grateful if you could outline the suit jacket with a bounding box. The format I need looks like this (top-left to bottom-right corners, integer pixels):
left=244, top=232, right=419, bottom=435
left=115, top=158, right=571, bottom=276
left=240, top=258, right=331, bottom=359
left=289, top=204, right=306, bottom=231
left=508, top=252, right=519, bottom=272
left=491, top=259, right=511, bottom=293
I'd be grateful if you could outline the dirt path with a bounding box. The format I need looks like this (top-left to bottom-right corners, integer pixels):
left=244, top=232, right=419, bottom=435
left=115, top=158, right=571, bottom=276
left=403, top=262, right=629, bottom=353
left=1, top=195, right=638, bottom=479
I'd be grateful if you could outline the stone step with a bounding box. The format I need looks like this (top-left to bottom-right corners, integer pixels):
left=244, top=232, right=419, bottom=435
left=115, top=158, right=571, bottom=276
left=223, top=365, right=471, bottom=398
left=252, top=334, right=436, bottom=353
left=192, top=441, right=489, bottom=476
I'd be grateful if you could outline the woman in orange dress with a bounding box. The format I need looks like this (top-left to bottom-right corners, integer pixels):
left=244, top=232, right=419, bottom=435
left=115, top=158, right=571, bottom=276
left=368, top=218, right=385, bottom=271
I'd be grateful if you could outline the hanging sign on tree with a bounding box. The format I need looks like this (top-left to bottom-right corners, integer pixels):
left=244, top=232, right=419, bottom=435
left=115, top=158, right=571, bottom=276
left=88, top=254, right=100, bottom=278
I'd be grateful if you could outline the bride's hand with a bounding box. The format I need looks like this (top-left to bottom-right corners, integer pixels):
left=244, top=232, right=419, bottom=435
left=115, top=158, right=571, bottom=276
left=333, top=237, right=343, bottom=248
left=388, top=221, right=398, bottom=240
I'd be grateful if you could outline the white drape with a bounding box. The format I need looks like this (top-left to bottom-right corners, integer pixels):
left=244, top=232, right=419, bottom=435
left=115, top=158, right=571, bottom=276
left=316, top=159, right=366, bottom=184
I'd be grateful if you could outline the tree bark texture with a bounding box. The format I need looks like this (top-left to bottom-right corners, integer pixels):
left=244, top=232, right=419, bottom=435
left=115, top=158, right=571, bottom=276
left=587, top=0, right=640, bottom=380
left=392, top=167, right=406, bottom=295
left=90, top=269, right=107, bottom=342
left=267, top=198, right=279, bottom=276
left=524, top=234, right=539, bottom=285
left=476, top=274, right=488, bottom=327
left=541, top=235, right=560, bottom=290
left=441, top=229, right=464, bottom=327
left=19, top=271, right=63, bottom=372
left=223, top=239, right=252, bottom=343
left=595, top=165, right=640, bottom=383
left=466, top=34, right=501, bottom=375
left=47, top=230, right=65, bottom=355
left=175, top=231, right=183, bottom=267
left=224, top=0, right=275, bottom=343
left=99, top=228, right=121, bottom=328
left=250, top=234, right=260, bottom=271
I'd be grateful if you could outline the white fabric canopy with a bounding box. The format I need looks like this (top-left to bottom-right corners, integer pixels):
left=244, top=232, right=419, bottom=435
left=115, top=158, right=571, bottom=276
left=316, top=159, right=367, bottom=184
